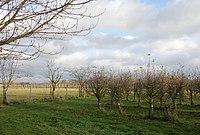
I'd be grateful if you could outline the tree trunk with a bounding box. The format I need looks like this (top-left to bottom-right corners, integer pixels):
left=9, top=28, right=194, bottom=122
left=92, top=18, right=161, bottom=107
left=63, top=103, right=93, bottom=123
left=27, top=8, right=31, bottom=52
left=79, top=87, right=81, bottom=97
left=172, top=98, right=176, bottom=110
left=3, top=86, right=9, bottom=105
left=51, top=87, right=55, bottom=99
left=148, top=97, right=154, bottom=119
left=81, top=85, right=85, bottom=97
left=126, top=91, right=129, bottom=101
left=110, top=90, right=114, bottom=105
left=97, top=97, right=101, bottom=109
left=160, top=96, right=163, bottom=109
left=164, top=103, right=177, bottom=122
left=186, top=89, right=189, bottom=95
left=178, top=90, right=183, bottom=105
left=159, top=88, right=164, bottom=108
left=133, top=90, right=136, bottom=102
left=79, top=85, right=84, bottom=97
left=137, top=91, right=141, bottom=107
left=194, top=89, right=197, bottom=98
left=190, top=89, right=194, bottom=106
left=117, top=102, right=123, bottom=114
left=133, top=84, right=137, bottom=102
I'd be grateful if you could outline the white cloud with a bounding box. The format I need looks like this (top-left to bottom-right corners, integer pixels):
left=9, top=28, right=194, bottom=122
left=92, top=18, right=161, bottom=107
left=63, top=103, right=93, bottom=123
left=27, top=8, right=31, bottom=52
left=123, top=35, right=135, bottom=40
left=42, top=41, right=63, bottom=53
left=97, top=0, right=200, bottom=39
left=55, top=52, right=87, bottom=67
left=18, top=0, right=200, bottom=82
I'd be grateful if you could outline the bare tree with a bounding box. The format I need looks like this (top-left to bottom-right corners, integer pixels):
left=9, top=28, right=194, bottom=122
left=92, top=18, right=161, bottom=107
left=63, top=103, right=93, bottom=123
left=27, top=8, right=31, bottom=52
left=68, top=66, right=89, bottom=97
left=133, top=67, right=144, bottom=107
left=176, top=65, right=186, bottom=105
left=143, top=65, right=165, bottom=119
left=107, top=71, right=124, bottom=114
left=157, top=66, right=167, bottom=109
left=122, top=69, right=132, bottom=101
left=0, top=0, right=102, bottom=58
left=187, top=68, right=199, bottom=106
left=107, top=70, right=117, bottom=105
left=107, top=70, right=132, bottom=114
left=163, top=72, right=179, bottom=121
left=46, top=60, right=63, bottom=99
left=195, top=68, right=200, bottom=99
left=0, top=56, right=18, bottom=105
left=85, top=66, right=108, bottom=110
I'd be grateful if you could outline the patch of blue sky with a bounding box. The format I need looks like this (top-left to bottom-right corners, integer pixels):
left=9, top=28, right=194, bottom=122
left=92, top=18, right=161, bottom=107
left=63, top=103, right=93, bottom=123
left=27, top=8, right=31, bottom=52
left=93, top=28, right=142, bottom=38
left=139, top=0, right=169, bottom=7
left=71, top=37, right=89, bottom=46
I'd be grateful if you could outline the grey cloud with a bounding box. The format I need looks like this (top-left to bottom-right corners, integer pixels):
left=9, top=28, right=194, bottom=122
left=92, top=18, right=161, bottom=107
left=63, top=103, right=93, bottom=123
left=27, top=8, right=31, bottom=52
left=87, top=33, right=135, bottom=49
left=18, top=0, right=200, bottom=82
left=99, top=0, right=200, bottom=40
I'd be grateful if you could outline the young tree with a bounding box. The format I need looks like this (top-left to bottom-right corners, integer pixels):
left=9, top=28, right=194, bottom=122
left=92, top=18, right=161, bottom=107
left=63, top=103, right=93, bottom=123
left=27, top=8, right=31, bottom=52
left=68, top=66, right=89, bottom=97
left=133, top=67, right=144, bottom=107
left=163, top=72, right=179, bottom=121
left=0, top=0, right=102, bottom=58
left=157, top=66, right=167, bottom=109
left=176, top=65, right=186, bottom=105
left=107, top=71, right=125, bottom=114
left=121, top=69, right=132, bottom=101
left=85, top=66, right=108, bottom=110
left=143, top=67, right=160, bottom=119
left=0, top=56, right=18, bottom=105
left=195, top=68, right=200, bottom=99
left=187, top=69, right=198, bottom=106
left=107, top=69, right=133, bottom=114
left=46, top=60, right=63, bottom=99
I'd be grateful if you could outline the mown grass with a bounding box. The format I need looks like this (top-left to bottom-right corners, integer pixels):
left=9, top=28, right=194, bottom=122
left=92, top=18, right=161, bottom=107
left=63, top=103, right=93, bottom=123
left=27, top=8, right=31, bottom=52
left=0, top=97, right=199, bottom=135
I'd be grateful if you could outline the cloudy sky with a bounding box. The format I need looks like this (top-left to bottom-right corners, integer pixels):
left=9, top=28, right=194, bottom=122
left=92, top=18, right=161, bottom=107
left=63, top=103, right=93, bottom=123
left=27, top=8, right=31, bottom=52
left=18, top=0, right=200, bottom=82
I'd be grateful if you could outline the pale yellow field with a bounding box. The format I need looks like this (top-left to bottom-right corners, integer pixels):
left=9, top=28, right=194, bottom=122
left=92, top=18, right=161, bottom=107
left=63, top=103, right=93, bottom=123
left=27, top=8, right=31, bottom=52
left=0, top=87, right=79, bottom=104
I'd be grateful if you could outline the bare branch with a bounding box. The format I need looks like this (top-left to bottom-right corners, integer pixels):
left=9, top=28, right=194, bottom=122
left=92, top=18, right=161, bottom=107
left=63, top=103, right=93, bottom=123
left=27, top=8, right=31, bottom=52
left=0, top=0, right=102, bottom=59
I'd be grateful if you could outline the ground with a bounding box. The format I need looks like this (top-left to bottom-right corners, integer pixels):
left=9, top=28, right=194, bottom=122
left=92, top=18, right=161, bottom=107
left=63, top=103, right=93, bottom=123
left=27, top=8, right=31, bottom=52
left=0, top=97, right=199, bottom=135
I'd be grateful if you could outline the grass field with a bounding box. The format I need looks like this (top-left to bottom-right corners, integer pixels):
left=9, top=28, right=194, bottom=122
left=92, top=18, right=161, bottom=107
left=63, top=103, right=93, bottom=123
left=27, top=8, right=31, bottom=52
left=0, top=87, right=79, bottom=104
left=0, top=96, right=199, bottom=135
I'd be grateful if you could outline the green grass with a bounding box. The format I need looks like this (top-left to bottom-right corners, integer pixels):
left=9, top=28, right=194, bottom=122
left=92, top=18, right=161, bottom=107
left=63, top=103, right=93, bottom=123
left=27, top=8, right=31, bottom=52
left=0, top=97, right=199, bottom=135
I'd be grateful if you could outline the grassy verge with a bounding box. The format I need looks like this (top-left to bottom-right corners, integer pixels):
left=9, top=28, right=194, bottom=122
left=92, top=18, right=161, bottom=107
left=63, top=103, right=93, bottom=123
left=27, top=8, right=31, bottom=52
left=0, top=97, right=199, bottom=135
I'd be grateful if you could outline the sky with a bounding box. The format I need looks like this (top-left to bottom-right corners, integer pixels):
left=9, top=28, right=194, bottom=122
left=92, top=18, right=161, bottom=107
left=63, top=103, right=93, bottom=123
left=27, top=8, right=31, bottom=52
left=18, top=0, right=200, bottom=82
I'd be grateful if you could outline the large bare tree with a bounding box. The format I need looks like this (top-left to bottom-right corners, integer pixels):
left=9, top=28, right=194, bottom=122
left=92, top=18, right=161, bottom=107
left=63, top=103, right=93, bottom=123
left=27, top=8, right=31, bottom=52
left=0, top=0, right=101, bottom=58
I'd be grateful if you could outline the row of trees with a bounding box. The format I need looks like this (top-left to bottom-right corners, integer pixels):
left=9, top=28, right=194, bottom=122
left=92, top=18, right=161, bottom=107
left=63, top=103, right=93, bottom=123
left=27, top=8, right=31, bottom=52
left=68, top=65, right=200, bottom=121
left=1, top=58, right=200, bottom=121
